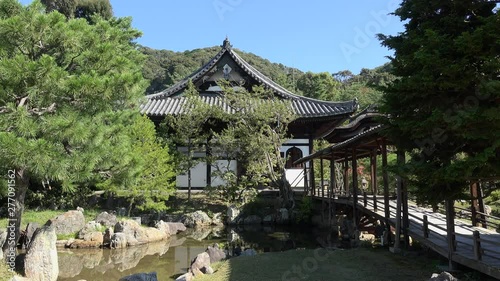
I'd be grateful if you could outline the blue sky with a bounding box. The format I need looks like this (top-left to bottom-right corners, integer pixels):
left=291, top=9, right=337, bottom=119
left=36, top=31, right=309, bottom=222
left=21, top=0, right=404, bottom=74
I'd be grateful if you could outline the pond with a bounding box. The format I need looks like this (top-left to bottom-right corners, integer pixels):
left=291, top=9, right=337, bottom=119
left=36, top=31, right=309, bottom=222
left=57, top=225, right=337, bottom=281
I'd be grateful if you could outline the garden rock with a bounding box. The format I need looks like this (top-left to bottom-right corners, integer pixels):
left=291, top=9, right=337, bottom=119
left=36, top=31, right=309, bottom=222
left=190, top=252, right=211, bottom=274
left=103, top=227, right=114, bottom=245
left=175, top=272, right=193, bottom=281
left=46, top=210, right=85, bottom=236
left=154, top=220, right=171, bottom=237
left=263, top=214, right=275, bottom=224
left=110, top=232, right=127, bottom=249
left=165, top=222, right=186, bottom=235
left=24, top=225, right=59, bottom=281
left=181, top=211, right=212, bottom=228
left=95, top=211, right=117, bottom=228
left=240, top=248, right=257, bottom=256
left=77, top=221, right=102, bottom=239
left=428, top=272, right=458, bottom=281
left=82, top=232, right=104, bottom=243
left=23, top=222, right=40, bottom=249
left=144, top=227, right=167, bottom=242
left=243, top=215, right=262, bottom=225
left=211, top=212, right=224, bottom=225
left=114, top=220, right=147, bottom=245
left=119, top=271, right=158, bottom=281
left=206, top=243, right=226, bottom=263
left=276, top=208, right=289, bottom=224
left=0, top=229, right=7, bottom=252
left=227, top=205, right=240, bottom=224
left=69, top=239, right=102, bottom=248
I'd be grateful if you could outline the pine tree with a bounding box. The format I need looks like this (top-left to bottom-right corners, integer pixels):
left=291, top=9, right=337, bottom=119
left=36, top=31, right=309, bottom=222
left=0, top=0, right=146, bottom=247
left=378, top=0, right=499, bottom=205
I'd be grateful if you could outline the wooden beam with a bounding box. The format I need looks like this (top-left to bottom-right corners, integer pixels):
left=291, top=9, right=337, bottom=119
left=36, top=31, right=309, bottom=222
left=394, top=150, right=403, bottom=250
left=343, top=152, right=349, bottom=196
left=320, top=157, right=325, bottom=198
left=309, top=136, right=315, bottom=196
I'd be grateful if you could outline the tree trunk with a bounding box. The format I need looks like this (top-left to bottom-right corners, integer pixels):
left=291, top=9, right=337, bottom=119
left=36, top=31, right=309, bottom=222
left=127, top=197, right=135, bottom=217
left=279, top=171, right=295, bottom=210
left=2, top=168, right=28, bottom=253
left=187, top=140, right=192, bottom=201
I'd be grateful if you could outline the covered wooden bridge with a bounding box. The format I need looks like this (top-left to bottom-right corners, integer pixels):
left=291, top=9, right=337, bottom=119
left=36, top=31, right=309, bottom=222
left=293, top=109, right=500, bottom=279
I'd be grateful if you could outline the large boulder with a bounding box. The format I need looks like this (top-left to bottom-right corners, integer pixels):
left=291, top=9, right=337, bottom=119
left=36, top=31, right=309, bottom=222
left=103, top=227, right=114, bottom=245
left=119, top=272, right=158, bottom=281
left=227, top=205, right=240, bottom=225
left=190, top=252, right=211, bottom=275
left=24, top=225, right=59, bottom=281
left=22, top=222, right=40, bottom=249
left=110, top=232, right=127, bottom=249
left=181, top=211, right=212, bottom=228
left=154, top=220, right=171, bottom=237
left=428, top=272, right=458, bottom=281
left=114, top=220, right=147, bottom=245
left=0, top=229, right=7, bottom=254
left=211, top=212, right=224, bottom=225
left=206, top=244, right=226, bottom=263
left=165, top=222, right=186, bottom=235
left=144, top=227, right=167, bottom=242
left=46, top=210, right=85, bottom=236
left=276, top=208, right=289, bottom=224
left=95, top=211, right=117, bottom=228
left=78, top=221, right=102, bottom=239
left=243, top=215, right=262, bottom=225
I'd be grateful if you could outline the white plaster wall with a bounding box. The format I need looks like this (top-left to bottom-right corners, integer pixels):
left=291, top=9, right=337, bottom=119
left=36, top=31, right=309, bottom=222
left=176, top=162, right=206, bottom=188
left=211, top=160, right=237, bottom=187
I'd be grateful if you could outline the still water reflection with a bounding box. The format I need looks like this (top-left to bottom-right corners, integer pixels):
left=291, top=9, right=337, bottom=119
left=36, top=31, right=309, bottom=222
left=57, top=225, right=331, bottom=281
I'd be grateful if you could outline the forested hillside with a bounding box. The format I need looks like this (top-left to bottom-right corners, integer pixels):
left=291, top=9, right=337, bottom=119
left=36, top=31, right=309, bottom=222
left=140, top=46, right=396, bottom=108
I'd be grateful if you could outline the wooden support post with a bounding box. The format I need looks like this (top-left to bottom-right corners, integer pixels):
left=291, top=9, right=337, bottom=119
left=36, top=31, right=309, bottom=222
left=393, top=150, right=403, bottom=251
left=445, top=198, right=457, bottom=270
left=371, top=149, right=378, bottom=211
left=320, top=158, right=325, bottom=198
left=477, top=182, right=487, bottom=228
left=343, top=156, right=349, bottom=196
left=423, top=215, right=429, bottom=238
left=470, top=182, right=479, bottom=226
left=473, top=230, right=482, bottom=261
left=309, top=136, right=315, bottom=197
left=352, top=148, right=358, bottom=227
left=363, top=191, right=367, bottom=207
left=381, top=140, right=390, bottom=244
left=304, top=166, right=309, bottom=195
left=206, top=140, right=212, bottom=188
left=329, top=155, right=336, bottom=226
left=401, top=152, right=409, bottom=249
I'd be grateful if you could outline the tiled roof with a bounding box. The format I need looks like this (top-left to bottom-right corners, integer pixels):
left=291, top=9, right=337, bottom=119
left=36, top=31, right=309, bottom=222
left=141, top=95, right=357, bottom=117
left=142, top=38, right=358, bottom=118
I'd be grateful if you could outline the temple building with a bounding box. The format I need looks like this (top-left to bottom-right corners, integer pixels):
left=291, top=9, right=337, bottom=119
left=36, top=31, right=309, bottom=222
left=140, top=38, right=358, bottom=189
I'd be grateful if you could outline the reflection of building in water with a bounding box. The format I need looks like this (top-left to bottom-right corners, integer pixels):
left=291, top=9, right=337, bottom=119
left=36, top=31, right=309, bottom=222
left=171, top=245, right=208, bottom=274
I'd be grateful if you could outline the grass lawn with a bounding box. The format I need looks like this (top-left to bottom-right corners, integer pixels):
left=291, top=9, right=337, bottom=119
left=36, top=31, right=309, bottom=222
left=0, top=208, right=108, bottom=230
left=0, top=261, right=14, bottom=281
left=196, top=247, right=440, bottom=281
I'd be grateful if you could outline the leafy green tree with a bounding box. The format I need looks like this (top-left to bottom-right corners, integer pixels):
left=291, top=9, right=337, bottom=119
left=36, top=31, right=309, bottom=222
left=164, top=80, right=214, bottom=201
left=0, top=0, right=146, bottom=246
left=101, top=115, right=176, bottom=216
left=296, top=72, right=341, bottom=100
left=40, top=0, right=112, bottom=21
left=378, top=0, right=499, bottom=205
left=210, top=82, right=297, bottom=207
left=74, top=0, right=112, bottom=22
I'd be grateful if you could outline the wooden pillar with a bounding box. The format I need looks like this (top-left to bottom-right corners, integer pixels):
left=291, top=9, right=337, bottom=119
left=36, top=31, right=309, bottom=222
left=477, top=182, right=487, bottom=228
left=303, top=165, right=309, bottom=195
left=393, top=150, right=403, bottom=251
left=370, top=149, right=378, bottom=211
left=330, top=156, right=335, bottom=199
left=343, top=155, right=349, bottom=196
left=470, top=182, right=479, bottom=226
left=445, top=197, right=457, bottom=270
left=320, top=158, right=325, bottom=198
left=401, top=159, right=410, bottom=249
left=352, top=148, right=358, bottom=227
left=309, top=137, right=315, bottom=196
left=206, top=140, right=212, bottom=188
left=381, top=140, right=390, bottom=244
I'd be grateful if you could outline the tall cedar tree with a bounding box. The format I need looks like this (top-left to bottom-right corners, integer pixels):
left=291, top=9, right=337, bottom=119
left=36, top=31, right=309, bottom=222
left=378, top=0, right=499, bottom=205
left=0, top=0, right=146, bottom=248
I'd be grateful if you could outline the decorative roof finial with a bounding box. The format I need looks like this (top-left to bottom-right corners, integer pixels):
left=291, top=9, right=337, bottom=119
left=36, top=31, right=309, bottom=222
left=222, top=36, right=232, bottom=49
